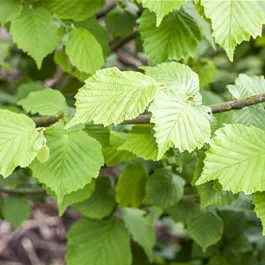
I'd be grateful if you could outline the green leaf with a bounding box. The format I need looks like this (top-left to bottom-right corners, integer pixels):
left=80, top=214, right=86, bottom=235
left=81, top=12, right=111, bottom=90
left=192, top=149, right=206, bottom=185
left=193, top=62, right=217, bottom=89
left=106, top=6, right=136, bottom=37
left=121, top=207, right=161, bottom=260
left=16, top=82, right=45, bottom=101
left=145, top=169, right=185, bottom=209
left=30, top=122, right=104, bottom=203
left=150, top=89, right=211, bottom=158
left=201, top=0, right=264, bottom=61
left=65, top=28, right=104, bottom=75
left=253, top=192, right=265, bottom=235
left=207, top=254, right=231, bottom=265
left=74, top=16, right=110, bottom=58
left=166, top=201, right=200, bottom=225
left=54, top=48, right=89, bottom=81
left=187, top=210, right=224, bottom=252
left=214, top=210, right=245, bottom=239
left=139, top=9, right=201, bottom=63
left=221, top=194, right=253, bottom=213
left=145, top=62, right=211, bottom=158
left=116, top=162, right=148, bottom=208
left=84, top=124, right=110, bottom=148
left=73, top=177, right=116, bottom=219
left=103, top=131, right=135, bottom=166
left=2, top=195, right=30, bottom=229
left=0, top=0, right=22, bottom=25
left=65, top=67, right=158, bottom=128
left=183, top=2, right=216, bottom=50
left=58, top=181, right=95, bottom=216
left=223, top=234, right=253, bottom=255
left=17, top=88, right=67, bottom=116
left=37, top=0, right=105, bottom=21
left=10, top=8, right=63, bottom=68
left=198, top=182, right=235, bottom=210
left=0, top=110, right=43, bottom=177
left=138, top=0, right=187, bottom=26
left=66, top=218, right=132, bottom=265
left=196, top=124, right=265, bottom=194
left=131, top=243, right=151, bottom=265
left=119, top=125, right=158, bottom=161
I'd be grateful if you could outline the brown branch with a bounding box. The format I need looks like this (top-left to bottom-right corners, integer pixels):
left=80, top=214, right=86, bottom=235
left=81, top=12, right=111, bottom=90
left=96, top=2, right=116, bottom=18
left=110, top=30, right=139, bottom=52
left=210, top=93, right=265, bottom=113
left=182, top=194, right=200, bottom=203
left=124, top=92, right=265, bottom=124
left=0, top=187, right=46, bottom=195
left=122, top=114, right=151, bottom=124
left=32, top=92, right=265, bottom=127
left=32, top=116, right=60, bottom=127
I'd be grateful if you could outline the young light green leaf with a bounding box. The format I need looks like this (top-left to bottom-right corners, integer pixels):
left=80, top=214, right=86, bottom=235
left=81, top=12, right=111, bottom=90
left=58, top=181, right=95, bottom=216
left=187, top=210, right=224, bottom=252
left=10, top=8, right=63, bottom=68
left=17, top=88, right=67, bottom=117
left=119, top=125, right=158, bottom=161
left=36, top=145, right=50, bottom=163
left=73, top=177, right=116, bottom=219
left=145, top=63, right=211, bottom=157
left=197, top=124, right=265, bottom=194
left=121, top=207, right=161, bottom=260
left=103, top=131, right=135, bottom=166
left=145, top=169, right=185, bottom=209
left=150, top=88, right=211, bottom=158
left=0, top=110, right=43, bottom=177
left=65, top=67, right=158, bottom=128
left=253, top=192, right=265, bottom=235
left=0, top=0, right=22, bottom=25
left=138, top=0, right=187, bottom=26
left=227, top=74, right=265, bottom=129
left=2, top=195, right=30, bottom=229
left=30, top=122, right=104, bottom=203
left=197, top=182, right=235, bottom=210
left=65, top=28, right=104, bottom=75
left=66, top=218, right=132, bottom=265
left=227, top=74, right=265, bottom=99
left=116, top=162, right=148, bottom=208
left=142, top=62, right=201, bottom=104
left=36, top=0, right=105, bottom=21
left=232, top=105, right=265, bottom=130
left=201, top=0, right=265, bottom=61
left=139, top=9, right=201, bottom=63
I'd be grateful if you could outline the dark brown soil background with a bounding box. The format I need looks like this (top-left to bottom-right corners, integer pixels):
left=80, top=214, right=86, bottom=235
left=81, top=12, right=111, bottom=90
left=0, top=198, right=81, bottom=265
